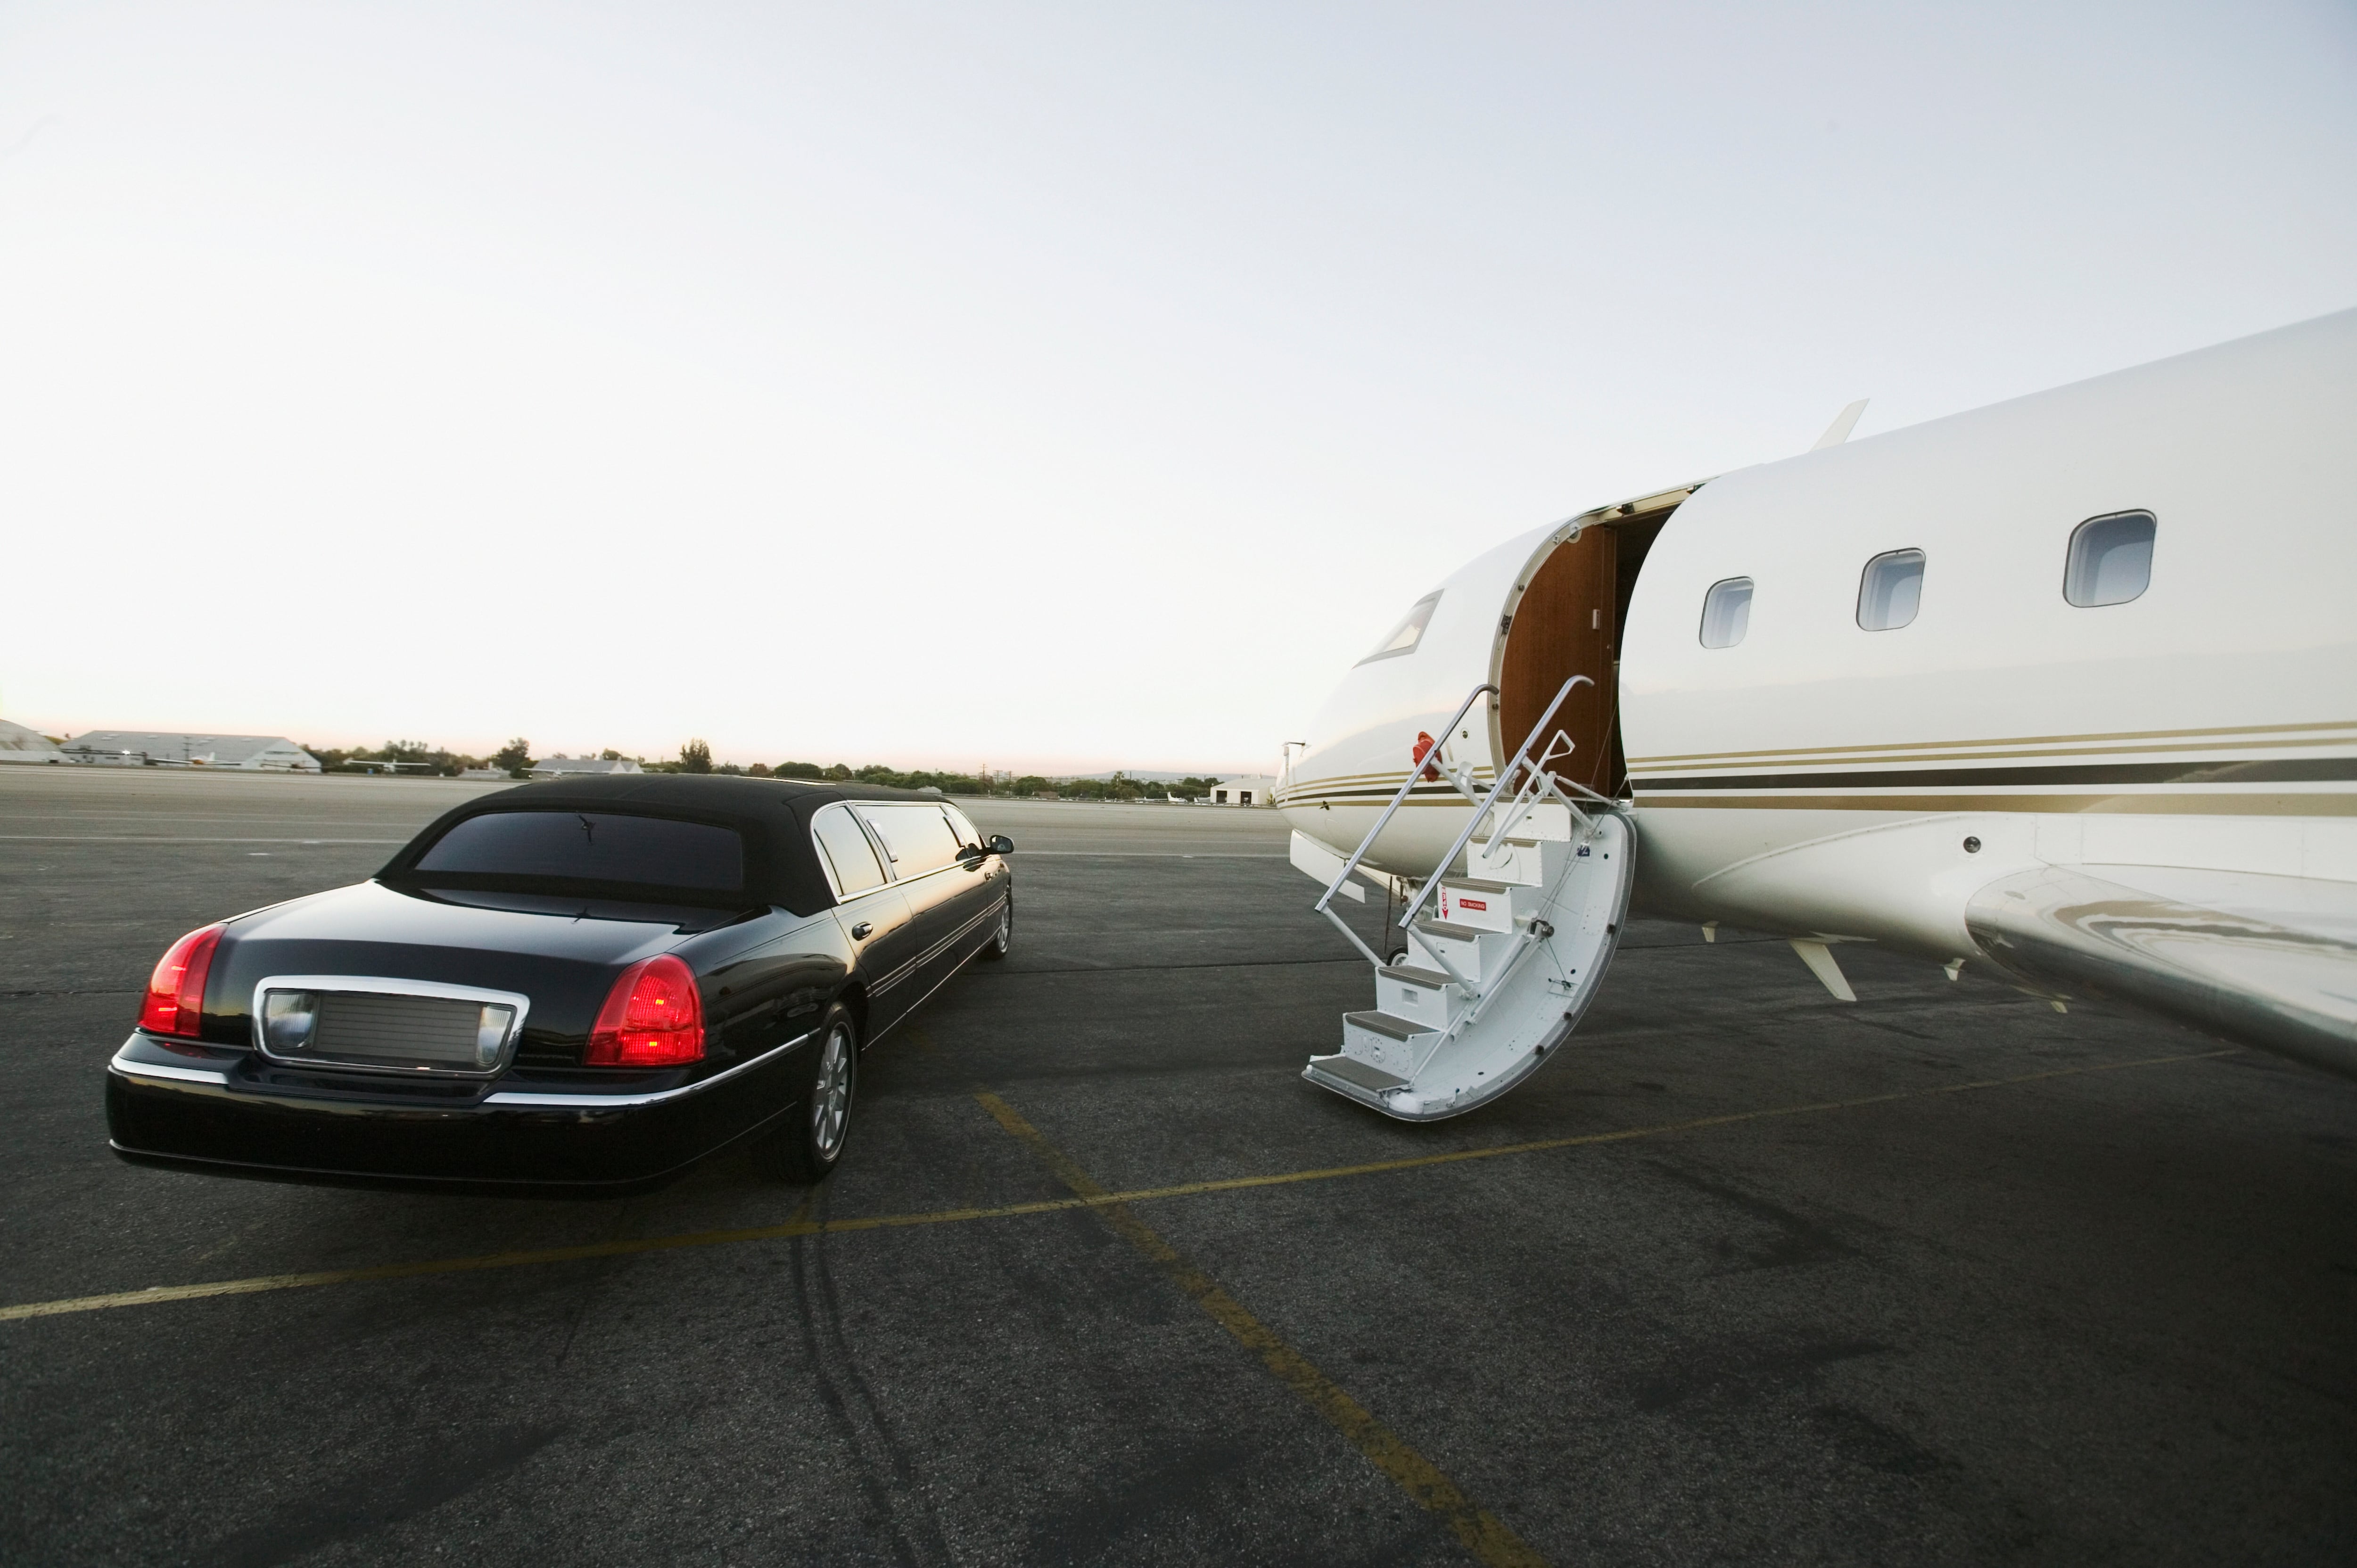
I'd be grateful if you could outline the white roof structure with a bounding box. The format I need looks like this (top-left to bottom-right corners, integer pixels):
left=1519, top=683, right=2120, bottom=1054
left=62, top=731, right=321, bottom=771
left=1206, top=773, right=1277, bottom=805
left=0, top=719, right=65, bottom=764
left=528, top=756, right=644, bottom=778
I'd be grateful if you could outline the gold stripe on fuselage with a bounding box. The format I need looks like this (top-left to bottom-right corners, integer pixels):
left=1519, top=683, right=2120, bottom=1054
left=1627, top=719, right=2357, bottom=769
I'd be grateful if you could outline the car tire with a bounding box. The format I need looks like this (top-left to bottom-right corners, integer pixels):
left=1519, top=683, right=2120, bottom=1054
left=755, top=1003, right=857, bottom=1183
left=979, top=895, right=1013, bottom=961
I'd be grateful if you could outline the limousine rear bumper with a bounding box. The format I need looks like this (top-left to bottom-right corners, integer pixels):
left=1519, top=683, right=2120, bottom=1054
left=104, top=1030, right=812, bottom=1197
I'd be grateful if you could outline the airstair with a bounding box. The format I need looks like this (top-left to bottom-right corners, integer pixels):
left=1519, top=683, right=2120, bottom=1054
left=1303, top=676, right=1634, bottom=1121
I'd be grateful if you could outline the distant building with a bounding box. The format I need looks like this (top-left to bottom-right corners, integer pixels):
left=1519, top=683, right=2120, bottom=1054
left=456, top=768, right=513, bottom=781
left=0, top=720, right=65, bottom=765
left=1205, top=773, right=1277, bottom=806
left=528, top=755, right=644, bottom=780
left=62, top=731, right=321, bottom=772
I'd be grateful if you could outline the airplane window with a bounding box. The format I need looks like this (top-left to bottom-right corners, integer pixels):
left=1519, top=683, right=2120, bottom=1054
left=2065, top=511, right=2156, bottom=607
left=1856, top=549, right=1924, bottom=631
left=1698, top=577, right=1753, bottom=648
left=1358, top=592, right=1442, bottom=665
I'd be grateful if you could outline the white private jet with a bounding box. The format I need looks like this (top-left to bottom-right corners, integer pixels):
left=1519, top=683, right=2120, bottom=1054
left=1278, top=308, right=2357, bottom=1120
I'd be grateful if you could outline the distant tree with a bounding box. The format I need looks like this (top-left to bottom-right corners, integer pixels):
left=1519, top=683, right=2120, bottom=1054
left=774, top=761, right=826, bottom=780
left=1013, top=774, right=1049, bottom=796
left=600, top=748, right=624, bottom=761
left=679, top=739, right=713, bottom=774
left=824, top=763, right=853, bottom=780
left=493, top=738, right=534, bottom=779
left=746, top=763, right=773, bottom=777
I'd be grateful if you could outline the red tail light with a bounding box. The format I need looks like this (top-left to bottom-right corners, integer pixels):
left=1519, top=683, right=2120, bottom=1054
left=585, top=954, right=705, bottom=1066
left=139, top=923, right=225, bottom=1039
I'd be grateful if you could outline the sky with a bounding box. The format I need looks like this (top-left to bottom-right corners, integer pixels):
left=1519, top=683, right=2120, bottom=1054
left=1, top=2, right=2351, bottom=774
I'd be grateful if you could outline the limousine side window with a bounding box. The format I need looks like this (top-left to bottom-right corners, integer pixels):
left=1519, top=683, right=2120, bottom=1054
left=811, top=805, right=887, bottom=896
left=1857, top=549, right=1925, bottom=631
left=1358, top=591, right=1442, bottom=665
left=858, top=805, right=964, bottom=877
left=2065, top=510, right=2156, bottom=607
left=1698, top=577, right=1753, bottom=648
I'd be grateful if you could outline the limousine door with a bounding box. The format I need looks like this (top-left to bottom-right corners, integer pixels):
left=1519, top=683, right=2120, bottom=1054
left=809, top=804, right=923, bottom=1033
left=856, top=803, right=993, bottom=999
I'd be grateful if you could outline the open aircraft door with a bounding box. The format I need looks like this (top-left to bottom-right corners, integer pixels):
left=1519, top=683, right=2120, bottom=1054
left=1280, top=488, right=1688, bottom=1119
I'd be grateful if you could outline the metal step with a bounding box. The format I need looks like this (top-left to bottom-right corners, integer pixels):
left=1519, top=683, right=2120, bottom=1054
left=1436, top=877, right=1537, bottom=932
left=1408, top=918, right=1518, bottom=982
left=1340, top=1009, right=1434, bottom=1080
left=1483, top=800, right=1574, bottom=841
left=1304, top=1052, right=1412, bottom=1109
left=1469, top=834, right=1575, bottom=887
left=1344, top=1009, right=1432, bottom=1041
left=1376, top=965, right=1463, bottom=1029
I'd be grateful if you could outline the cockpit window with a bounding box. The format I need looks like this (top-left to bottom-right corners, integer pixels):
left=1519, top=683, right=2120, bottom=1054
left=2065, top=511, right=2155, bottom=606
left=1698, top=577, right=1753, bottom=648
left=1856, top=549, right=1925, bottom=631
left=1359, top=592, right=1442, bottom=665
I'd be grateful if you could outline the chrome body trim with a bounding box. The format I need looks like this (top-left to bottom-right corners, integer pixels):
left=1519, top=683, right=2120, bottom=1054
left=107, top=1043, right=231, bottom=1087
left=481, top=1028, right=816, bottom=1107
left=865, top=904, right=1001, bottom=1048
left=249, top=974, right=534, bottom=1077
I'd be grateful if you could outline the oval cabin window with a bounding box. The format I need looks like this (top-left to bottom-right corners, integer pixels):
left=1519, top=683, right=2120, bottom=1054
left=2065, top=511, right=2155, bottom=606
left=1856, top=549, right=1924, bottom=631
left=1698, top=577, right=1753, bottom=648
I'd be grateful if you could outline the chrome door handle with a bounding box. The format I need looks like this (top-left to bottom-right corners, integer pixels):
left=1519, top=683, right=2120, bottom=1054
left=850, top=921, right=873, bottom=939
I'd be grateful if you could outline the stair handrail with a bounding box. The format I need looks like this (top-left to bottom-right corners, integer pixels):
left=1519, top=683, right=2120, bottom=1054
left=1489, top=730, right=1585, bottom=845
left=1397, top=673, right=1593, bottom=932
left=1313, top=681, right=1499, bottom=968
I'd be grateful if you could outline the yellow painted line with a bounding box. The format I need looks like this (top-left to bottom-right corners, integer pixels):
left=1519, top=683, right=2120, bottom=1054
left=976, top=1091, right=1548, bottom=1568
left=0, top=1047, right=2234, bottom=1325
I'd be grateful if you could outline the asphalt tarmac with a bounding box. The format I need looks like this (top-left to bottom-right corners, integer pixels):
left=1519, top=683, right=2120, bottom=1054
left=3, top=767, right=2354, bottom=1566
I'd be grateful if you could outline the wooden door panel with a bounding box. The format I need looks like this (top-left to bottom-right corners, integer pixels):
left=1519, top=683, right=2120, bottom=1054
left=1499, top=527, right=1616, bottom=795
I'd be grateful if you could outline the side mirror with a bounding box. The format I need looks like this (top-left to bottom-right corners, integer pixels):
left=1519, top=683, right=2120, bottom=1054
left=986, top=834, right=1014, bottom=855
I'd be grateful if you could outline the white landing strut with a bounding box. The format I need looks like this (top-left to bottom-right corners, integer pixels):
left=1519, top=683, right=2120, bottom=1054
left=1302, top=678, right=1636, bottom=1121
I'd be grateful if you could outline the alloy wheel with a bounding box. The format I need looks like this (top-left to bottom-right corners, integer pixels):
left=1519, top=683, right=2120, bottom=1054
left=811, top=1024, right=851, bottom=1158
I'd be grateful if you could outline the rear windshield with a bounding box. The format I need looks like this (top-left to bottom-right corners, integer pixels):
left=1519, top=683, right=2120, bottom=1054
left=414, top=811, right=746, bottom=891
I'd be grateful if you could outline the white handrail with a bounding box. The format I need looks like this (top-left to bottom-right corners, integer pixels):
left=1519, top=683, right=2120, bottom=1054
left=1396, top=673, right=1593, bottom=932
left=1312, top=682, right=1499, bottom=968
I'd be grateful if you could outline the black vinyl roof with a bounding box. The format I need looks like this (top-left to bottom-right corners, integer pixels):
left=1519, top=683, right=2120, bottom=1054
left=380, top=774, right=954, bottom=914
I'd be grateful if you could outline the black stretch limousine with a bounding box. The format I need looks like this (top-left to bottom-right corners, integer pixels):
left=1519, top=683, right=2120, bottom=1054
left=105, top=776, right=1014, bottom=1194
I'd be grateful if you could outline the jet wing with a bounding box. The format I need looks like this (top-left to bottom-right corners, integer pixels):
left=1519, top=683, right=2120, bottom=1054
left=1967, top=864, right=2357, bottom=1078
